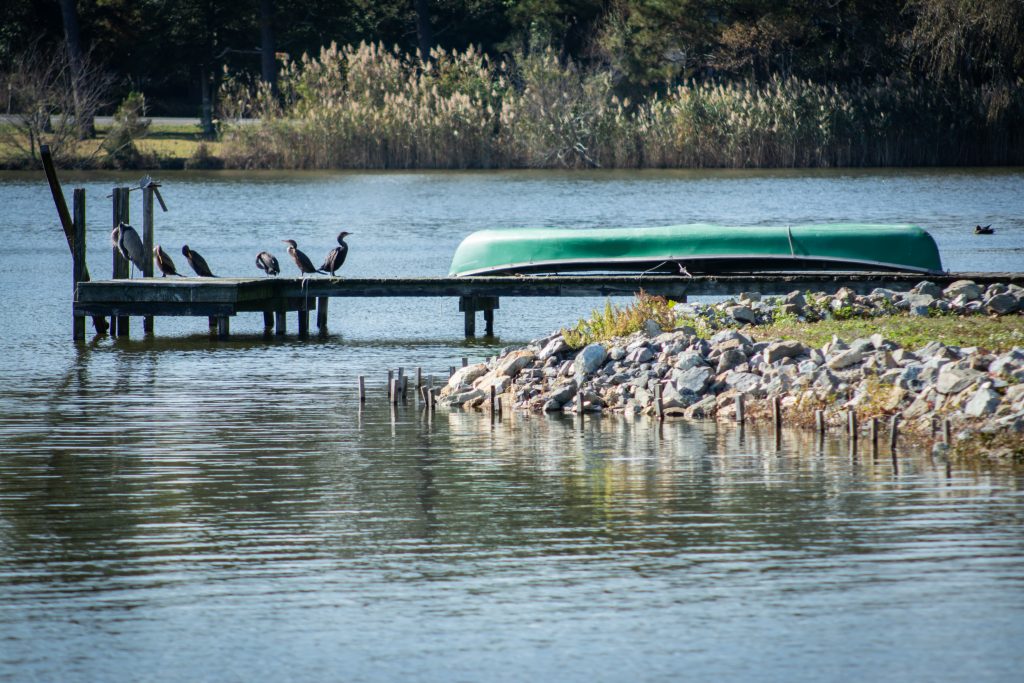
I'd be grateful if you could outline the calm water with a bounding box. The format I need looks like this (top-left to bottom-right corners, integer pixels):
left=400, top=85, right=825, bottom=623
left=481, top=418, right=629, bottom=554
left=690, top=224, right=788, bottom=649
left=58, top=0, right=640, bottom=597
left=2, top=168, right=1024, bottom=681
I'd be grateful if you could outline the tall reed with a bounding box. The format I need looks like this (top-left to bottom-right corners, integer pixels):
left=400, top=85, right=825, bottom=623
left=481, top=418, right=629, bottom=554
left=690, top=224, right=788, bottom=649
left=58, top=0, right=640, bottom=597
left=219, top=42, right=1024, bottom=169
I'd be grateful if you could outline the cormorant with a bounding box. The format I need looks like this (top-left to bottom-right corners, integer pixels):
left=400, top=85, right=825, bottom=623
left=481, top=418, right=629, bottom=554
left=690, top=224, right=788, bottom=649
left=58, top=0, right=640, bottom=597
left=181, top=244, right=215, bottom=277
left=319, top=231, right=352, bottom=276
left=974, top=224, right=994, bottom=235
left=256, top=250, right=281, bottom=276
left=282, top=239, right=318, bottom=276
left=154, top=245, right=182, bottom=276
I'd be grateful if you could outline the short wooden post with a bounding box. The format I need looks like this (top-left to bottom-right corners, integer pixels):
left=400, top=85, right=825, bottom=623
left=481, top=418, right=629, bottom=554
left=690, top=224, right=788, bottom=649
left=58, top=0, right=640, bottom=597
left=576, top=389, right=584, bottom=418
left=942, top=418, right=952, bottom=444
left=387, top=370, right=394, bottom=400
left=869, top=417, right=879, bottom=456
left=848, top=409, right=858, bottom=450
left=72, top=189, right=86, bottom=341
left=400, top=375, right=409, bottom=403
left=461, top=357, right=468, bottom=368
left=275, top=309, right=286, bottom=335
left=654, top=383, right=664, bottom=421
left=358, top=376, right=366, bottom=403
left=490, top=385, right=497, bottom=419
left=735, top=394, right=745, bottom=423
left=141, top=186, right=155, bottom=335
left=316, top=296, right=329, bottom=330
left=397, top=368, right=405, bottom=398
left=889, top=415, right=899, bottom=452
left=772, top=396, right=782, bottom=431
left=815, top=410, right=825, bottom=434
left=208, top=316, right=218, bottom=332
left=216, top=316, right=230, bottom=339
left=297, top=306, right=309, bottom=338
left=390, top=378, right=399, bottom=405
left=416, top=367, right=422, bottom=393
left=449, top=366, right=456, bottom=378
left=263, top=311, right=274, bottom=331
left=483, top=308, right=495, bottom=337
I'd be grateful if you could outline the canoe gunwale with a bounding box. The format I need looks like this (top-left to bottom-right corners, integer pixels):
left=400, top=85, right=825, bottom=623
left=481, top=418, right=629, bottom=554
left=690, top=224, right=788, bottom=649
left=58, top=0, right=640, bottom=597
left=452, top=253, right=944, bottom=277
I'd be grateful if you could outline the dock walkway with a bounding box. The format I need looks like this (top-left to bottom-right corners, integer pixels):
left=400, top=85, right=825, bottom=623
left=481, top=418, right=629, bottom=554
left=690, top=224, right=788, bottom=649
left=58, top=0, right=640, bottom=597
left=74, top=272, right=1024, bottom=339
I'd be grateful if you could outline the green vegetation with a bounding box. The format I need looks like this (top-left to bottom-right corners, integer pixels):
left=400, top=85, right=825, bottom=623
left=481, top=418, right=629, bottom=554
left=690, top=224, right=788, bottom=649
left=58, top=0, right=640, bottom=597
left=3, top=0, right=1022, bottom=169
left=752, top=314, right=1024, bottom=353
left=562, top=292, right=677, bottom=348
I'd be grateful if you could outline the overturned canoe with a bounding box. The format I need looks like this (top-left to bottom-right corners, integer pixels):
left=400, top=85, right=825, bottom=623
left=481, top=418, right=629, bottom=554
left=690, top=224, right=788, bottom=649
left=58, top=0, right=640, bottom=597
left=448, top=224, right=943, bottom=276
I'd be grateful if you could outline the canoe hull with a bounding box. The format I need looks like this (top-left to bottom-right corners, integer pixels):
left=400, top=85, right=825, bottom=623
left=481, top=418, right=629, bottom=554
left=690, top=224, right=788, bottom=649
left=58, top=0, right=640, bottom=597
left=448, top=224, right=943, bottom=276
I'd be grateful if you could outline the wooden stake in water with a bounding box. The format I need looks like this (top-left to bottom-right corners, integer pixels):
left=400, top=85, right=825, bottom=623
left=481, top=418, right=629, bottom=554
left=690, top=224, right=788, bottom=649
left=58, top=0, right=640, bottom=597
left=358, top=376, right=366, bottom=403
left=772, top=396, right=782, bottom=431
left=654, top=383, right=664, bottom=421
left=141, top=185, right=155, bottom=335
left=735, top=394, right=745, bottom=423
left=848, top=409, right=858, bottom=452
left=815, top=410, right=825, bottom=434
left=72, top=189, right=86, bottom=342
left=943, top=418, right=952, bottom=444
left=390, top=378, right=399, bottom=405
left=490, top=386, right=496, bottom=419
left=889, top=415, right=899, bottom=452
left=416, top=367, right=422, bottom=392
left=869, top=417, right=879, bottom=456
left=387, top=370, right=394, bottom=400
left=461, top=357, right=468, bottom=368
left=400, top=375, right=409, bottom=403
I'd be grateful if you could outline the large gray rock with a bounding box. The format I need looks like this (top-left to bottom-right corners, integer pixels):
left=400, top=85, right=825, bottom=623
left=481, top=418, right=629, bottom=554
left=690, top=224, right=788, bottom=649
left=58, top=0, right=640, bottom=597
left=827, top=348, right=864, bottom=370
left=625, top=346, right=655, bottom=364
left=661, top=384, right=698, bottom=410
left=784, top=290, right=806, bottom=312
left=573, top=343, right=607, bottom=377
left=936, top=366, right=983, bottom=395
left=913, top=281, right=944, bottom=298
left=728, top=305, right=758, bottom=324
left=985, top=293, right=1020, bottom=315
left=943, top=280, right=984, bottom=301
left=764, top=340, right=809, bottom=364
left=716, top=348, right=747, bottom=374
left=725, top=372, right=762, bottom=395
left=672, top=366, right=713, bottom=393
left=989, top=349, right=1024, bottom=377
left=538, top=337, right=570, bottom=360
left=494, top=350, right=536, bottom=377
left=674, top=351, right=707, bottom=371
left=964, top=384, right=1001, bottom=417
left=642, top=319, right=662, bottom=337
left=547, top=380, right=579, bottom=406
left=709, top=329, right=752, bottom=347
left=906, top=293, right=935, bottom=316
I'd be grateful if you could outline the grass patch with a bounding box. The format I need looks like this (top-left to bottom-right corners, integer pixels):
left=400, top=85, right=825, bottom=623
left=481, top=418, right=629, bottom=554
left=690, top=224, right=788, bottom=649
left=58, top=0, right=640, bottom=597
left=749, top=314, right=1024, bottom=353
left=563, top=292, right=677, bottom=348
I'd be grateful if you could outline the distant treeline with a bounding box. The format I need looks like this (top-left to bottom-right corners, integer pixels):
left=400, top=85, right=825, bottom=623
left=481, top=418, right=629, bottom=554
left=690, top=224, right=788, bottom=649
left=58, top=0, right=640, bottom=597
left=219, top=43, right=1024, bottom=169
left=2, top=0, right=1023, bottom=168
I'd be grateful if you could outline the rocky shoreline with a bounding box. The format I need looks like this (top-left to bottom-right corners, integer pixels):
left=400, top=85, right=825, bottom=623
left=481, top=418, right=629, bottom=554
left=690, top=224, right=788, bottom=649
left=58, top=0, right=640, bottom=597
left=439, top=279, right=1024, bottom=462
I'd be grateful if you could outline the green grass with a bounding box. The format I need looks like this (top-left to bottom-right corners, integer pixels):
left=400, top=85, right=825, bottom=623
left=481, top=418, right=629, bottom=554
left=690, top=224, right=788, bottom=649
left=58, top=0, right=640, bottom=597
left=749, top=314, right=1024, bottom=353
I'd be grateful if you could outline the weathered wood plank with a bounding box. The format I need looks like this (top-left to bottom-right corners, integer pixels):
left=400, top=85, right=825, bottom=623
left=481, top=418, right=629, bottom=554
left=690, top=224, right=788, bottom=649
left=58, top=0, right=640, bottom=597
left=72, top=189, right=86, bottom=341
left=75, top=302, right=236, bottom=317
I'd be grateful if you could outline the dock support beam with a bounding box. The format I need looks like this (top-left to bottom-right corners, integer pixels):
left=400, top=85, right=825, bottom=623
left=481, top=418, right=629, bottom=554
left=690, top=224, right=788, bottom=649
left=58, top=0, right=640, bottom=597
left=298, top=306, right=309, bottom=338
left=459, top=296, right=499, bottom=338
left=141, top=186, right=155, bottom=335
left=216, top=316, right=230, bottom=339
left=263, top=311, right=274, bottom=332
left=275, top=309, right=286, bottom=336
left=72, top=189, right=86, bottom=341
left=316, top=297, right=329, bottom=331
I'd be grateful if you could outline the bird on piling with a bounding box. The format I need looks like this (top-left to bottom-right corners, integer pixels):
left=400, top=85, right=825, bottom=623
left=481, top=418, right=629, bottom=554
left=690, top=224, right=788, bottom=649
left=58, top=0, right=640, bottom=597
left=974, top=224, right=994, bottom=235
left=319, top=231, right=352, bottom=276
left=256, top=250, right=281, bottom=276
left=181, top=244, right=216, bottom=277
left=114, top=222, right=145, bottom=277
left=154, top=245, right=182, bottom=276
left=282, top=239, right=319, bottom=276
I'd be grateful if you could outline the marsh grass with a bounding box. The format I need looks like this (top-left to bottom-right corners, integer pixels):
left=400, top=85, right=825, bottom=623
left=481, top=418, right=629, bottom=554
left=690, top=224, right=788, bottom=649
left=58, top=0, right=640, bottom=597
left=562, top=292, right=677, bottom=348
left=219, top=42, right=1024, bottom=170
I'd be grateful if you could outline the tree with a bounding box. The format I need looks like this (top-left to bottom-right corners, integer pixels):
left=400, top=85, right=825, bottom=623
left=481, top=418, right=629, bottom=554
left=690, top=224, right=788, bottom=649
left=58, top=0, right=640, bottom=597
left=57, top=0, right=94, bottom=137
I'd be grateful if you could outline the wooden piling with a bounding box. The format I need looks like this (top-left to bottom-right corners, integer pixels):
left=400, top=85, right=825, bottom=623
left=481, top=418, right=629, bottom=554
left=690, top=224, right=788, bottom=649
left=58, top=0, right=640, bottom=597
left=416, top=367, right=422, bottom=393
left=490, top=385, right=496, bottom=419
left=461, top=357, right=468, bottom=368
left=111, top=187, right=130, bottom=336
left=484, top=308, right=494, bottom=337
left=40, top=144, right=108, bottom=335
left=870, top=417, right=879, bottom=456
left=275, top=309, right=286, bottom=335
left=387, top=370, right=394, bottom=400
left=654, top=383, right=664, bottom=421
left=889, top=415, right=899, bottom=452
left=358, top=375, right=366, bottom=403
left=401, top=375, right=409, bottom=403
left=141, top=185, right=155, bottom=335
left=316, top=296, right=329, bottom=330
left=815, top=410, right=825, bottom=434
left=943, top=418, right=952, bottom=444
left=772, top=396, right=782, bottom=432
left=397, top=368, right=405, bottom=398
left=449, top=366, right=456, bottom=378
left=848, top=409, right=858, bottom=450
left=72, top=189, right=86, bottom=341
left=390, top=378, right=399, bottom=405
left=263, top=311, right=274, bottom=331
left=461, top=296, right=476, bottom=337
left=216, top=316, right=230, bottom=339
left=297, top=307, right=309, bottom=338
left=735, top=394, right=745, bottom=423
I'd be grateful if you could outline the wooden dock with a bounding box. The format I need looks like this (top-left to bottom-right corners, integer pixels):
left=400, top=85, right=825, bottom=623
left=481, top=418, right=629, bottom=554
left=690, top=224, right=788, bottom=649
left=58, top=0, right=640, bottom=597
left=75, top=271, right=1024, bottom=339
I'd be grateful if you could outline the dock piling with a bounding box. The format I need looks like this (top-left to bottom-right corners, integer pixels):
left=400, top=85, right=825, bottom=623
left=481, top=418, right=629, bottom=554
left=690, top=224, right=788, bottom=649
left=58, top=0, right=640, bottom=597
left=111, top=187, right=131, bottom=336
left=141, top=185, right=155, bottom=335
left=316, top=297, right=329, bottom=330
left=72, top=189, right=86, bottom=341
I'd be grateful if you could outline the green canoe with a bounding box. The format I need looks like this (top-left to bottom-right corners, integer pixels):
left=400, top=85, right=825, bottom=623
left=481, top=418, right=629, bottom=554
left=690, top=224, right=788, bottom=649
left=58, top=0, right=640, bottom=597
left=448, top=224, right=943, bottom=276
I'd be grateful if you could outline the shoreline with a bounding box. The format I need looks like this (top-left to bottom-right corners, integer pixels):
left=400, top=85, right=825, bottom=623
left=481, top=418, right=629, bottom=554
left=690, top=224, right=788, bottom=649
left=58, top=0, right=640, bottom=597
left=439, top=279, right=1024, bottom=464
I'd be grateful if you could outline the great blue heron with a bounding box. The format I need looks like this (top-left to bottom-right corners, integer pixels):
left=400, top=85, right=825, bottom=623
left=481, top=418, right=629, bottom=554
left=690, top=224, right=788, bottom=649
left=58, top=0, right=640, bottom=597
left=112, top=222, right=145, bottom=277
left=181, top=245, right=215, bottom=277
left=256, top=250, right=281, bottom=276
left=282, top=239, right=318, bottom=276
left=319, top=231, right=352, bottom=276
left=154, top=245, right=182, bottom=276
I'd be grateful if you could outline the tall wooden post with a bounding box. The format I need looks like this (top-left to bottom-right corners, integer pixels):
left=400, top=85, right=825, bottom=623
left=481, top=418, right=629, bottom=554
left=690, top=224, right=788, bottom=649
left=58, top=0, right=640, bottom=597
left=111, top=187, right=130, bottom=336
left=72, top=189, right=86, bottom=341
left=39, top=143, right=108, bottom=335
left=316, top=296, right=329, bottom=330
left=460, top=296, right=476, bottom=337
left=141, top=186, right=155, bottom=334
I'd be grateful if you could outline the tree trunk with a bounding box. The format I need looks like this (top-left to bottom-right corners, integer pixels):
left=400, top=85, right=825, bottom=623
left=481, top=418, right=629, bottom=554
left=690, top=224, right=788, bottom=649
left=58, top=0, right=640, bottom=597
left=416, top=0, right=433, bottom=62
left=57, top=0, right=94, bottom=138
left=260, top=0, right=277, bottom=95
left=200, top=65, right=215, bottom=138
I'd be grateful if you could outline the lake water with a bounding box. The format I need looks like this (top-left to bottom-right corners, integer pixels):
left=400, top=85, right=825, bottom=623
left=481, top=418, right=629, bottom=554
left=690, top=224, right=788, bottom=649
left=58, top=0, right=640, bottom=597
left=1, top=168, right=1023, bottom=681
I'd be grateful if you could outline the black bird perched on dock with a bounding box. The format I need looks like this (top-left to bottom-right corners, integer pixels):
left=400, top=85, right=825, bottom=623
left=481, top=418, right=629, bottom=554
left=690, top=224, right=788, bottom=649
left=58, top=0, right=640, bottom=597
left=319, top=231, right=352, bottom=276
left=282, top=239, right=319, bottom=276
left=181, top=244, right=215, bottom=277
left=154, top=245, right=182, bottom=276
left=256, top=250, right=281, bottom=276
left=113, top=222, right=145, bottom=277
left=974, top=224, right=994, bottom=235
